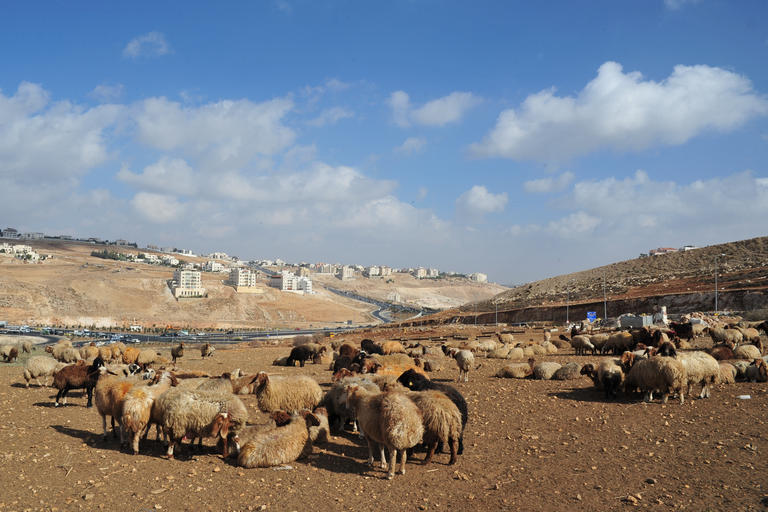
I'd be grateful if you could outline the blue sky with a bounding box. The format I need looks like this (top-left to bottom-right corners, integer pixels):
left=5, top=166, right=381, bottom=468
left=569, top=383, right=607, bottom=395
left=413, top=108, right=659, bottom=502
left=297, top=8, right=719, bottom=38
left=1, top=0, right=767, bottom=284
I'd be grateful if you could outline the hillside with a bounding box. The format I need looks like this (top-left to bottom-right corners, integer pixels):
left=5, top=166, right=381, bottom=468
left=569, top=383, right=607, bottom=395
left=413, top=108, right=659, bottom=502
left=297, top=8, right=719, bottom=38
left=0, top=240, right=503, bottom=329
left=423, top=235, right=768, bottom=323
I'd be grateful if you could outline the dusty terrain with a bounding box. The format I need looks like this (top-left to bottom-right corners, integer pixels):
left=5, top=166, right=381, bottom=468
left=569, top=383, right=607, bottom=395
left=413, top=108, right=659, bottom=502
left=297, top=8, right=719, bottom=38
left=0, top=241, right=503, bottom=330
left=1, top=329, right=767, bottom=512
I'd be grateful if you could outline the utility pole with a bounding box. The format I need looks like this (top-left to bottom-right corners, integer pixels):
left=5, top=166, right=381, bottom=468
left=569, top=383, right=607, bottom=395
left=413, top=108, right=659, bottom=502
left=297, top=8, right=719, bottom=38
left=495, top=301, right=498, bottom=326
left=603, top=274, right=607, bottom=320
left=566, top=287, right=570, bottom=325
left=714, top=253, right=725, bottom=315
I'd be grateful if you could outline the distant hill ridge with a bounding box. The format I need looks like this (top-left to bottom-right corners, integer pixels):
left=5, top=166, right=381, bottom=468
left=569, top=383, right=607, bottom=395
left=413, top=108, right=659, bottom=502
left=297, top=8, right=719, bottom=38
left=468, top=235, right=768, bottom=312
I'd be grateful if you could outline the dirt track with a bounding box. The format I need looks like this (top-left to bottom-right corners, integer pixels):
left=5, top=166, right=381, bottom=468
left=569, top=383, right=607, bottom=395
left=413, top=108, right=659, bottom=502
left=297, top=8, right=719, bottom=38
left=1, top=333, right=767, bottom=512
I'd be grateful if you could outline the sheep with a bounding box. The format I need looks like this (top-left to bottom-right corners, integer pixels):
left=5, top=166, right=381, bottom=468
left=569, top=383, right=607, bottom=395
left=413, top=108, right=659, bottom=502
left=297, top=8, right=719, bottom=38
left=381, top=341, right=406, bottom=355
left=552, top=362, right=582, bottom=380
left=1, top=345, right=19, bottom=363
left=669, top=322, right=694, bottom=342
left=110, top=343, right=125, bottom=361
left=94, top=374, right=141, bottom=442
left=361, top=339, right=383, bottom=355
left=53, top=356, right=107, bottom=407
left=745, top=359, right=768, bottom=383
left=12, top=339, right=34, bottom=353
left=533, top=361, right=562, bottom=380
left=171, top=342, right=184, bottom=364
left=581, top=359, right=623, bottom=398
left=541, top=341, right=558, bottom=354
left=121, top=371, right=179, bottom=454
left=344, top=385, right=424, bottom=479
left=287, top=344, right=321, bottom=367
left=442, top=347, right=475, bottom=382
left=122, top=347, right=140, bottom=364
left=552, top=336, right=571, bottom=350
left=236, top=411, right=320, bottom=468
left=718, top=363, right=737, bottom=385
left=136, top=349, right=164, bottom=368
left=496, top=358, right=535, bottom=379
left=252, top=372, right=323, bottom=413
left=273, top=356, right=291, bottom=366
left=709, top=327, right=742, bottom=346
left=46, top=343, right=82, bottom=363
left=157, top=388, right=248, bottom=459
left=673, top=350, right=720, bottom=399
left=22, top=356, right=66, bottom=387
left=476, top=339, right=499, bottom=355
left=709, top=342, right=736, bottom=360
left=309, top=406, right=330, bottom=444
left=339, top=343, right=360, bottom=359
left=732, top=360, right=750, bottom=381
left=602, top=332, right=635, bottom=355
left=312, top=347, right=333, bottom=365
left=200, top=343, right=215, bottom=358
left=734, top=344, right=762, bottom=361
left=196, top=373, right=236, bottom=394
left=80, top=344, right=100, bottom=361
left=623, top=356, right=687, bottom=404
left=397, top=369, right=468, bottom=456
left=571, top=335, right=595, bottom=356
left=406, top=390, right=462, bottom=465
left=589, top=333, right=609, bottom=353
left=321, top=375, right=379, bottom=433
left=487, top=343, right=511, bottom=359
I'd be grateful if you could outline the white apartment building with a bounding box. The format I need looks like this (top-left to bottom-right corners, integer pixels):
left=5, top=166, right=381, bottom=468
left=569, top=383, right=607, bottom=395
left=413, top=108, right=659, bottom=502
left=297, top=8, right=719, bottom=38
left=380, top=266, right=392, bottom=277
left=203, top=260, right=225, bottom=272
left=365, top=266, right=380, bottom=277
left=469, top=272, right=488, bottom=283
left=428, top=268, right=439, bottom=278
left=339, top=265, right=355, bottom=281
left=209, top=252, right=230, bottom=260
left=269, top=271, right=313, bottom=294
left=230, top=267, right=258, bottom=287
left=172, top=269, right=206, bottom=298
left=142, top=253, right=159, bottom=263
left=414, top=267, right=427, bottom=279
left=161, top=255, right=179, bottom=266
left=317, top=263, right=337, bottom=274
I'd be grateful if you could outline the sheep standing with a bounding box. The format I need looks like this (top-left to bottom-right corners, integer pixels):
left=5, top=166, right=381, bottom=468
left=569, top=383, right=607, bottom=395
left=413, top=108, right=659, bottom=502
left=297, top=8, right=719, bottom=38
left=321, top=375, right=379, bottom=433
left=1, top=345, right=19, bottom=363
left=406, top=390, right=462, bottom=465
left=345, top=385, right=423, bottom=479
left=580, top=358, right=624, bottom=398
left=157, top=388, right=248, bottom=459
left=53, top=357, right=107, bottom=407
left=200, top=343, right=215, bottom=358
left=442, top=347, right=475, bottom=383
left=236, top=411, right=320, bottom=468
left=22, top=356, right=66, bottom=387
left=623, top=356, right=687, bottom=404
left=287, top=344, right=321, bottom=367
left=121, top=371, right=179, bottom=454
left=46, top=343, right=81, bottom=363
left=397, top=369, right=468, bottom=456
left=602, top=332, right=635, bottom=355
left=676, top=350, right=720, bottom=399
left=252, top=372, right=323, bottom=413
left=94, top=374, right=140, bottom=442
left=171, top=342, right=184, bottom=364
left=570, top=335, right=595, bottom=356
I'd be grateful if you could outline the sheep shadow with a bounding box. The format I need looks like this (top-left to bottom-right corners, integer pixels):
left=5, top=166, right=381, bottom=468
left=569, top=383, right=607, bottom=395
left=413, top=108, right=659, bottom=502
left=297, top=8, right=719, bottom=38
left=51, top=424, right=103, bottom=445
left=547, top=387, right=631, bottom=404
left=311, top=444, right=386, bottom=476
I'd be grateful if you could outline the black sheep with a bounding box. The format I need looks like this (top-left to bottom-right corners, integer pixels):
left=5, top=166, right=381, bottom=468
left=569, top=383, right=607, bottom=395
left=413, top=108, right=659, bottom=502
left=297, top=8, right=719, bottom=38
left=287, top=345, right=318, bottom=367
left=397, top=369, right=468, bottom=455
left=360, top=338, right=383, bottom=355
left=53, top=356, right=106, bottom=407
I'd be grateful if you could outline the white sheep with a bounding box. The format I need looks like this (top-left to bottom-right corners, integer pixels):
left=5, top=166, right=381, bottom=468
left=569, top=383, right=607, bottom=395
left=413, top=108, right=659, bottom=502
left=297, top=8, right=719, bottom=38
left=121, top=371, right=179, bottom=454
left=734, top=344, right=761, bottom=361
left=624, top=356, right=687, bottom=404
left=570, top=335, right=595, bottom=356
left=533, top=361, right=562, bottom=380
left=236, top=411, right=320, bottom=468
left=22, top=356, right=66, bottom=387
left=252, top=372, right=323, bottom=413
left=676, top=351, right=720, bottom=399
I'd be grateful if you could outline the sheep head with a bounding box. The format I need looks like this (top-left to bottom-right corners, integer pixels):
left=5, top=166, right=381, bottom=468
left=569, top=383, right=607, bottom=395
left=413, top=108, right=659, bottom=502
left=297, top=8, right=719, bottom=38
left=332, top=368, right=354, bottom=382
left=254, top=371, right=269, bottom=391
left=271, top=411, right=293, bottom=426
left=620, top=351, right=635, bottom=371
left=299, top=410, right=321, bottom=428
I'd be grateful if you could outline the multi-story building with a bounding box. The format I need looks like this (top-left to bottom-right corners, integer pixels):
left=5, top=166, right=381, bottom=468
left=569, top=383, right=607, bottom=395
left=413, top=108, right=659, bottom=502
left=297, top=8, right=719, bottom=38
left=172, top=269, right=206, bottom=298
left=414, top=267, right=427, bottom=279
left=380, top=266, right=392, bottom=277
left=365, top=266, right=380, bottom=277
left=142, top=253, right=159, bottom=263
left=161, top=255, right=179, bottom=266
left=269, top=271, right=313, bottom=294
left=230, top=268, right=265, bottom=293
left=339, top=265, right=355, bottom=281
left=203, top=260, right=225, bottom=272
left=317, top=263, right=338, bottom=274
left=428, top=268, right=439, bottom=278
left=469, top=272, right=488, bottom=283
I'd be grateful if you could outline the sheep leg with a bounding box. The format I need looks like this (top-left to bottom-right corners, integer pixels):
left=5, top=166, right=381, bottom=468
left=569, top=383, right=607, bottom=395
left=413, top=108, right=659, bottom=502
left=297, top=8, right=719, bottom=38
left=131, top=431, right=141, bottom=455
left=387, top=449, right=397, bottom=479
left=166, top=438, right=178, bottom=459
left=379, top=445, right=387, bottom=469
left=365, top=437, right=376, bottom=467
left=101, top=415, right=109, bottom=439
left=398, top=449, right=407, bottom=475
left=448, top=438, right=457, bottom=465
left=424, top=442, right=436, bottom=464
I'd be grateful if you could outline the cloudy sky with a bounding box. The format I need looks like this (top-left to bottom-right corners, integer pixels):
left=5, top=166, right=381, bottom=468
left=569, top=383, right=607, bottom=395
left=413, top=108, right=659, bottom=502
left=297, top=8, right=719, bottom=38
left=1, top=1, right=767, bottom=284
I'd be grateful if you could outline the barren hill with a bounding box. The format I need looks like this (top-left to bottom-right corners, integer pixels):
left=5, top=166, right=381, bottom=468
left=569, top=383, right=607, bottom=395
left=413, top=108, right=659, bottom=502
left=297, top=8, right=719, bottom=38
left=423, top=236, right=768, bottom=324
left=0, top=240, right=503, bottom=329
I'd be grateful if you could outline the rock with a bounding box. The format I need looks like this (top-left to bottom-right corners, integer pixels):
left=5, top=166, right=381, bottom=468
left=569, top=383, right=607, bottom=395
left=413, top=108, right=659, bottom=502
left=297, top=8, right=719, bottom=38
left=645, top=478, right=657, bottom=485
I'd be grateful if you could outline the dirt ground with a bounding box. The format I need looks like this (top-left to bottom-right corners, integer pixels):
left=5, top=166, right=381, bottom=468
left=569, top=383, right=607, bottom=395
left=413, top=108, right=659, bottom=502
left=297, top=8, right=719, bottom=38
left=1, top=331, right=767, bottom=512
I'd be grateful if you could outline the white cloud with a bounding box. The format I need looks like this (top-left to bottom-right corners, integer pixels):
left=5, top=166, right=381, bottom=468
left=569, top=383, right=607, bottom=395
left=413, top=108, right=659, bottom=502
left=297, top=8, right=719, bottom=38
left=388, top=90, right=480, bottom=127
left=0, top=81, right=122, bottom=184
left=456, top=185, right=508, bottom=220
left=395, top=137, right=426, bottom=155
left=388, top=91, right=411, bottom=127
left=524, top=171, right=575, bottom=193
left=417, top=187, right=428, bottom=200
left=123, top=31, right=171, bottom=59
left=117, top=158, right=197, bottom=196
left=131, top=192, right=185, bottom=223
left=664, top=0, right=701, bottom=9
left=546, top=211, right=601, bottom=237
left=306, top=106, right=354, bottom=127
left=90, top=83, right=124, bottom=103
left=472, top=61, right=768, bottom=161
left=133, top=96, right=295, bottom=169
left=411, top=92, right=481, bottom=126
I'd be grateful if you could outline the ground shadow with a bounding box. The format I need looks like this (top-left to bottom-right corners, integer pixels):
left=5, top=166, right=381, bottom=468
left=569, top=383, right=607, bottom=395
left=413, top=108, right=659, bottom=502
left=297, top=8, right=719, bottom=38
left=547, top=387, right=630, bottom=403
left=311, top=445, right=383, bottom=476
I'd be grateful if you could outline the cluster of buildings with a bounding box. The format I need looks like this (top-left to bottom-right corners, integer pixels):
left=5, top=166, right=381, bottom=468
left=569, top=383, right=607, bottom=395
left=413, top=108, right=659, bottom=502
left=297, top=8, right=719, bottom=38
left=641, top=245, right=699, bottom=258
left=0, top=243, right=49, bottom=262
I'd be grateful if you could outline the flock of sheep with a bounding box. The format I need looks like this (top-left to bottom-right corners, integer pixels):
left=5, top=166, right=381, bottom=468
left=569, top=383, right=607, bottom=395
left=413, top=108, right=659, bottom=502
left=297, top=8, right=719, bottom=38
left=5, top=317, right=767, bottom=479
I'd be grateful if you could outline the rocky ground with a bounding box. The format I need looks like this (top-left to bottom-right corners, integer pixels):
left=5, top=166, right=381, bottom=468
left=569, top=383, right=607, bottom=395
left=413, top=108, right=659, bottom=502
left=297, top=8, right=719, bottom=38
left=0, top=328, right=767, bottom=512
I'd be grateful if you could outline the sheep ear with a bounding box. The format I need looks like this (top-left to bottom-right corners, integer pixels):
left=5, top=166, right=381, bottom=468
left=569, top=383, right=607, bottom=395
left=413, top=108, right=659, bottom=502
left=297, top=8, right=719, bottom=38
left=169, top=373, right=179, bottom=386
left=305, top=413, right=320, bottom=427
